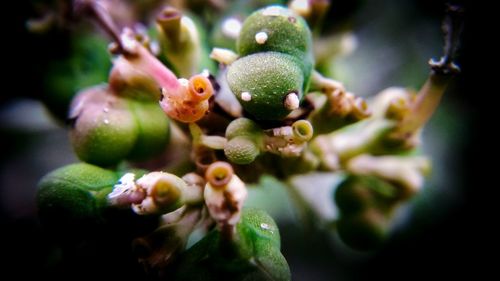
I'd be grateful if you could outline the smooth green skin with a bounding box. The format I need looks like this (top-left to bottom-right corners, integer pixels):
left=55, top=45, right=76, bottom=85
left=227, top=5, right=314, bottom=121
left=127, top=100, right=170, bottom=161
left=227, top=52, right=304, bottom=120
left=334, top=175, right=398, bottom=251
left=37, top=163, right=119, bottom=228
left=237, top=5, right=313, bottom=74
left=43, top=33, right=111, bottom=121
left=37, top=163, right=159, bottom=241
left=70, top=87, right=170, bottom=167
left=175, top=208, right=290, bottom=281
left=70, top=92, right=138, bottom=167
left=336, top=209, right=389, bottom=252
left=334, top=175, right=398, bottom=214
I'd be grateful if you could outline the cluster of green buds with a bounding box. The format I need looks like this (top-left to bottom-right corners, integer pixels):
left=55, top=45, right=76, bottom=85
left=34, top=0, right=462, bottom=279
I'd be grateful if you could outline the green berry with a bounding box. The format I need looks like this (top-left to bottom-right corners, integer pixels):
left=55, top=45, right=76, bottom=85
left=336, top=208, right=389, bottom=251
left=69, top=86, right=138, bottom=167
left=227, top=52, right=304, bottom=120
left=69, top=86, right=171, bottom=166
left=335, top=176, right=374, bottom=214
left=37, top=163, right=118, bottom=229
left=225, top=118, right=262, bottom=140
left=334, top=175, right=398, bottom=214
left=127, top=100, right=170, bottom=161
left=225, top=5, right=315, bottom=121
left=237, top=5, right=313, bottom=68
left=224, top=137, right=260, bottom=165
left=224, top=118, right=263, bottom=164
left=334, top=175, right=398, bottom=251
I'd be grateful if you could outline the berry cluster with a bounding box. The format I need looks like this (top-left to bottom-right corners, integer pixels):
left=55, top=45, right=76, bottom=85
left=32, top=1, right=461, bottom=280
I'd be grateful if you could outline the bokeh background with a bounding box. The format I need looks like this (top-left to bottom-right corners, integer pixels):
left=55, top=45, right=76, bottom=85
left=2, top=0, right=475, bottom=280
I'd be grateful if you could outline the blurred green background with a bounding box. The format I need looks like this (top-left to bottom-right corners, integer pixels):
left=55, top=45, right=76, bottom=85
left=1, top=0, right=472, bottom=280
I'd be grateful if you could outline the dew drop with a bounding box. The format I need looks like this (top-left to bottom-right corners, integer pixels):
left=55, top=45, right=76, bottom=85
left=260, top=223, right=270, bottom=230
left=255, top=32, right=268, bottom=44
left=241, top=92, right=252, bottom=101
left=104, top=119, right=110, bottom=125
left=284, top=92, right=300, bottom=110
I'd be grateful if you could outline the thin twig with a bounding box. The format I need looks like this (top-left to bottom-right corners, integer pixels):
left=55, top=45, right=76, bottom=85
left=73, top=0, right=129, bottom=55
left=429, top=4, right=464, bottom=75
left=392, top=4, right=464, bottom=143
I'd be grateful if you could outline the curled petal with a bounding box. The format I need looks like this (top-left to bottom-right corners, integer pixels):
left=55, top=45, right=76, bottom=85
left=188, top=74, right=214, bottom=102
left=292, top=119, right=313, bottom=142
left=205, top=161, right=234, bottom=189
left=159, top=75, right=214, bottom=123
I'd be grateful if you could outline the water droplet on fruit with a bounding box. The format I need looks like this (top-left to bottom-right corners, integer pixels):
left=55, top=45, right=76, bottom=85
left=241, top=92, right=252, bottom=101
left=284, top=92, right=300, bottom=110
left=255, top=32, right=268, bottom=44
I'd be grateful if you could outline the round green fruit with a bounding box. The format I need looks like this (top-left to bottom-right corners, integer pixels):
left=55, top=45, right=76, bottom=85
left=37, top=163, right=118, bottom=229
left=69, top=86, right=138, bottom=167
left=227, top=52, right=304, bottom=120
left=126, top=100, right=170, bottom=161
left=336, top=208, right=389, bottom=251
left=334, top=175, right=398, bottom=214
left=224, top=137, right=260, bottom=165
left=225, top=118, right=262, bottom=140
left=237, top=5, right=312, bottom=66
